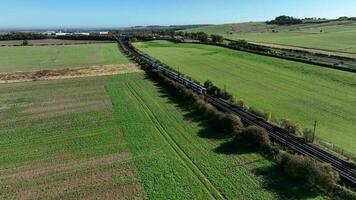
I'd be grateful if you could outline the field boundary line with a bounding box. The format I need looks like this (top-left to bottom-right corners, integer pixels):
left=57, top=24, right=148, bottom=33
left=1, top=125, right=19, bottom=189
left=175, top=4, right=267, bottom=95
left=127, top=83, right=225, bottom=200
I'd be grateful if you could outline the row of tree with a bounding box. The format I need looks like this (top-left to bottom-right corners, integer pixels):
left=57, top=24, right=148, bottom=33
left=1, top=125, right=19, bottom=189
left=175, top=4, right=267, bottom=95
left=266, top=15, right=303, bottom=25
left=0, top=32, right=48, bottom=40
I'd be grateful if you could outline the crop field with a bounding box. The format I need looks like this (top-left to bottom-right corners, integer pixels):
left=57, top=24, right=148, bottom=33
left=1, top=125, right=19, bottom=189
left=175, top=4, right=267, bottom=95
left=0, top=70, right=322, bottom=199
left=0, top=43, right=130, bottom=73
left=134, top=40, right=356, bottom=154
left=184, top=20, right=356, bottom=54
left=0, top=75, right=143, bottom=199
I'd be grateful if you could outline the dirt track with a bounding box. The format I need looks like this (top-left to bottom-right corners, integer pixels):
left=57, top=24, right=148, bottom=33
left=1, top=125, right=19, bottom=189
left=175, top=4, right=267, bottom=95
left=0, top=64, right=141, bottom=83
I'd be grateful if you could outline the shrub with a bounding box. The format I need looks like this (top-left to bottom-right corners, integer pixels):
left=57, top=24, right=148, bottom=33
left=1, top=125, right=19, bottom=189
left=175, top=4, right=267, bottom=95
left=332, top=185, right=356, bottom=200
left=234, top=99, right=248, bottom=110
left=248, top=107, right=271, bottom=121
left=277, top=152, right=340, bottom=190
left=211, top=34, right=224, bottom=43
left=281, top=119, right=300, bottom=136
left=197, top=32, right=209, bottom=43
left=236, top=126, right=271, bottom=151
left=303, top=128, right=314, bottom=142
left=21, top=40, right=29, bottom=46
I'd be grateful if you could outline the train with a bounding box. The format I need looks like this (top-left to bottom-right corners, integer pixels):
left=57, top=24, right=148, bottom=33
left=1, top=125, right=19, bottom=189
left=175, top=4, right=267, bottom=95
left=137, top=51, right=207, bottom=94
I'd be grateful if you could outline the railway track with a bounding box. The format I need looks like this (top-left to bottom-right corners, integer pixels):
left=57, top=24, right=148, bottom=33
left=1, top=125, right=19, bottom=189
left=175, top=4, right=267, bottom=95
left=118, top=37, right=356, bottom=189
left=206, top=96, right=356, bottom=188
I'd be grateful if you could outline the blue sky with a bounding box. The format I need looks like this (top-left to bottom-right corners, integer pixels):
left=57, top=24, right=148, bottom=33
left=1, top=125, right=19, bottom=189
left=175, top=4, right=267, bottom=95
left=1, top=0, right=355, bottom=28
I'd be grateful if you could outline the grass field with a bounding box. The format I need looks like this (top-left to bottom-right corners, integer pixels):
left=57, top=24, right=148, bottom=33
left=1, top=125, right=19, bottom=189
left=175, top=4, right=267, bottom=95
left=0, top=43, right=130, bottom=73
left=184, top=20, right=356, bottom=54
left=134, top=40, right=356, bottom=155
left=0, top=71, right=323, bottom=199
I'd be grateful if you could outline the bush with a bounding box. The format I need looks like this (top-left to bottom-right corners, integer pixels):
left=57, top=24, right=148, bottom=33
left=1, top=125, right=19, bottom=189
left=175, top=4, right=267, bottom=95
left=197, top=32, right=209, bottom=43
left=234, top=99, right=248, bottom=110
left=277, top=153, right=340, bottom=190
left=22, top=40, right=29, bottom=46
left=204, top=80, right=234, bottom=101
left=303, top=128, right=314, bottom=142
left=281, top=119, right=300, bottom=135
left=211, top=34, right=224, bottom=43
left=248, top=107, right=271, bottom=121
left=236, top=126, right=271, bottom=151
left=332, top=185, right=356, bottom=200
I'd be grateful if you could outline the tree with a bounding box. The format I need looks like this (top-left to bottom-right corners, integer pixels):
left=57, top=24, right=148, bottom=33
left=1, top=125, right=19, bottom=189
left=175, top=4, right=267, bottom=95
left=211, top=34, right=224, bottom=43
left=236, top=126, right=271, bottom=150
left=129, top=37, right=138, bottom=43
left=266, top=16, right=303, bottom=25
left=197, top=32, right=209, bottom=43
left=277, top=153, right=340, bottom=190
left=281, top=119, right=300, bottom=135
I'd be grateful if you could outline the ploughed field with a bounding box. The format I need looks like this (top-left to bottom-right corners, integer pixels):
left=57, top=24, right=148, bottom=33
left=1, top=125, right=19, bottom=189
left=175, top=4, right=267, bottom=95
left=134, top=40, right=356, bottom=154
left=0, top=43, right=130, bottom=73
left=184, top=20, right=356, bottom=55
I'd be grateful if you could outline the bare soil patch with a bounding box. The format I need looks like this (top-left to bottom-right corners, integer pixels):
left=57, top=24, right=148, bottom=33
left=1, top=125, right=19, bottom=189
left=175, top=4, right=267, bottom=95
left=0, top=39, right=114, bottom=46
left=0, top=64, right=141, bottom=83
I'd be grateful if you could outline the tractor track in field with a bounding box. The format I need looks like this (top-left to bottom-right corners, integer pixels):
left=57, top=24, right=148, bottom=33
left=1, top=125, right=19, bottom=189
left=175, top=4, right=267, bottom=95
left=126, top=83, right=225, bottom=200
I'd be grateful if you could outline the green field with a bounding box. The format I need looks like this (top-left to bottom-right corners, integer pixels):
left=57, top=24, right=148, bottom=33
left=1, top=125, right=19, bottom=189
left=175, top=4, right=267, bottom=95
left=134, top=40, right=356, bottom=154
left=0, top=72, right=324, bottom=199
left=184, top=20, right=356, bottom=54
left=0, top=43, right=130, bottom=73
left=0, top=75, right=143, bottom=199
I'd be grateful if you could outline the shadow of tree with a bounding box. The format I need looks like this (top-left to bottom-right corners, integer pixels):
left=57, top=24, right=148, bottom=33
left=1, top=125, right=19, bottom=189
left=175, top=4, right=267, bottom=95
left=215, top=139, right=323, bottom=199
left=254, top=165, right=322, bottom=199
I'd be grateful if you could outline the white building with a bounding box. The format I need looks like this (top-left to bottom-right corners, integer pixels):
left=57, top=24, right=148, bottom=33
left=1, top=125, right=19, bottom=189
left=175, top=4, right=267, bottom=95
left=99, top=31, right=109, bottom=35
left=55, top=32, right=71, bottom=36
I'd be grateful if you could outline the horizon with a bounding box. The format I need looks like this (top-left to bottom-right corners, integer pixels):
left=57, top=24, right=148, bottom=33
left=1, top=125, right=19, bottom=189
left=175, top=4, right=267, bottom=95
left=1, top=0, right=356, bottom=30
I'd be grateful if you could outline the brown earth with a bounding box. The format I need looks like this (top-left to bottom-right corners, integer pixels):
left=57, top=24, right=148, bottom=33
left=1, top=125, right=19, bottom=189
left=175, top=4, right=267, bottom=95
left=0, top=64, right=141, bottom=83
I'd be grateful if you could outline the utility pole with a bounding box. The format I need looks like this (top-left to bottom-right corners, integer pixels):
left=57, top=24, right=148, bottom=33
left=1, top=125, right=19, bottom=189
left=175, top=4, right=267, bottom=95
left=312, top=120, right=317, bottom=143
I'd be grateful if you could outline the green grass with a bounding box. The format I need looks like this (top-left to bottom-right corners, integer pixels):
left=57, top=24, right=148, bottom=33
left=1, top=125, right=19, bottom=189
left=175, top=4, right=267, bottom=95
left=134, top=40, right=356, bottom=155
left=184, top=21, right=356, bottom=54
left=0, top=43, right=130, bottom=73
left=0, top=71, right=326, bottom=199
left=107, top=72, right=326, bottom=200
left=107, top=73, right=277, bottom=199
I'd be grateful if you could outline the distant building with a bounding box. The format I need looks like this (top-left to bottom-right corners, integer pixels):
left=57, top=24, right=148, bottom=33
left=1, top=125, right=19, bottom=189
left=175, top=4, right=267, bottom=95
left=99, top=31, right=109, bottom=35
left=74, top=32, right=90, bottom=36
left=42, top=31, right=56, bottom=36
left=55, top=32, right=71, bottom=36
